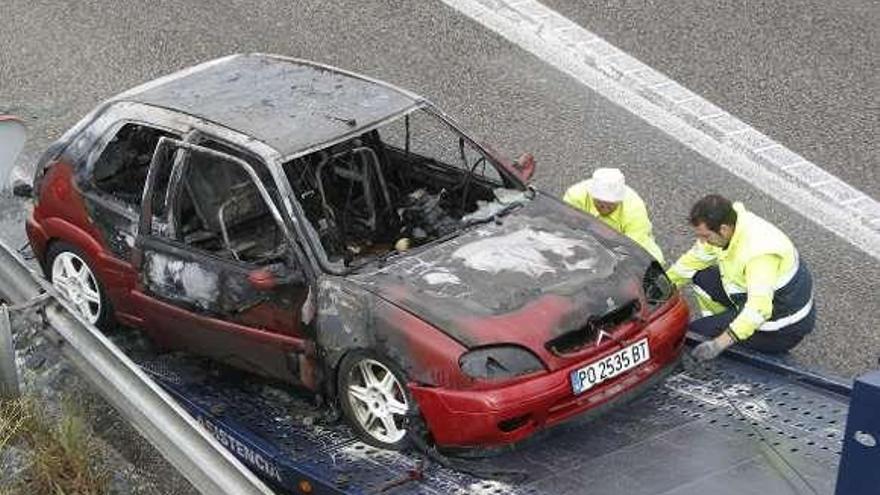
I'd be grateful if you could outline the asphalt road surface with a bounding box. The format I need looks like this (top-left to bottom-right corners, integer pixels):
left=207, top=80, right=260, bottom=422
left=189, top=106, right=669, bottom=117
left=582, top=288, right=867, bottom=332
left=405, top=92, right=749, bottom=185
left=545, top=0, right=880, bottom=202
left=1, top=0, right=877, bottom=378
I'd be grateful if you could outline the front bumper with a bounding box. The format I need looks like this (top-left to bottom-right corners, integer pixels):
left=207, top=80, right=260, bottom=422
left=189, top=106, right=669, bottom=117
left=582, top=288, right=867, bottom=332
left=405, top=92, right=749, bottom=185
left=410, top=295, right=689, bottom=448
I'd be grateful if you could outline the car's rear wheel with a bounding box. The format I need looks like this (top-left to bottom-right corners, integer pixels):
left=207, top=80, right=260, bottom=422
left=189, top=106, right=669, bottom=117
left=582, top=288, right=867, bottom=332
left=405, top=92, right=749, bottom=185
left=47, top=242, right=112, bottom=329
left=338, top=351, right=413, bottom=449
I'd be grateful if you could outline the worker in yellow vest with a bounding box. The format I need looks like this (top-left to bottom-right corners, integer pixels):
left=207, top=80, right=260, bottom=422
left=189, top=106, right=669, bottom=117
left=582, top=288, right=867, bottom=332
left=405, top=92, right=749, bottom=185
left=563, top=168, right=664, bottom=264
left=668, top=195, right=815, bottom=361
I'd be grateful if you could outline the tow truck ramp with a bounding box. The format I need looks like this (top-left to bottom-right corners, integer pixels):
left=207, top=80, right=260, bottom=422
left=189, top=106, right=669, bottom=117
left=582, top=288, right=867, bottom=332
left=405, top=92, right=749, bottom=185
left=140, top=350, right=847, bottom=495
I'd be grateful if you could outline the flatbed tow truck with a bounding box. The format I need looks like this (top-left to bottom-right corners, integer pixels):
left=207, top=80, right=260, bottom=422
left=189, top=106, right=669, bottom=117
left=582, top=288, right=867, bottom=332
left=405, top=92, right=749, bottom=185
left=133, top=337, right=873, bottom=495
left=1, top=114, right=876, bottom=495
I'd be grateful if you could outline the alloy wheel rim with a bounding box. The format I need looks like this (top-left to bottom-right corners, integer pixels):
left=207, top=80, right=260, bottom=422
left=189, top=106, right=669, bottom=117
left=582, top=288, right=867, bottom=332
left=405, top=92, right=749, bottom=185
left=346, top=359, right=409, bottom=444
left=51, top=252, right=101, bottom=324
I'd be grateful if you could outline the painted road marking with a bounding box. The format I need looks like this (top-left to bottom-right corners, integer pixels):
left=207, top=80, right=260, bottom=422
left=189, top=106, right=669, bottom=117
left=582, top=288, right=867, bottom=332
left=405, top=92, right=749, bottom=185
left=440, top=0, right=880, bottom=260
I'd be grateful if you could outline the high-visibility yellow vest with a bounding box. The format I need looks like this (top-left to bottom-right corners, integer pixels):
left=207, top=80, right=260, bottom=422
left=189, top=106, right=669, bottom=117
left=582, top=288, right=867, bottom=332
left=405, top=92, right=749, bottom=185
left=668, top=202, right=810, bottom=340
left=563, top=180, right=665, bottom=264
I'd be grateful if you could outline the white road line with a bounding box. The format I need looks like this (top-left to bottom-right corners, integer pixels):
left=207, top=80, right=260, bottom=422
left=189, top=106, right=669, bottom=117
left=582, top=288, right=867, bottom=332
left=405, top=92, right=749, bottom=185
left=440, top=0, right=880, bottom=260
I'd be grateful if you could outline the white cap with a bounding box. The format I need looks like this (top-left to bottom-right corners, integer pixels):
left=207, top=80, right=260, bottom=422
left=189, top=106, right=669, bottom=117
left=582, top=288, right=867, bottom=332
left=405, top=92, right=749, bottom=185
left=588, top=168, right=626, bottom=202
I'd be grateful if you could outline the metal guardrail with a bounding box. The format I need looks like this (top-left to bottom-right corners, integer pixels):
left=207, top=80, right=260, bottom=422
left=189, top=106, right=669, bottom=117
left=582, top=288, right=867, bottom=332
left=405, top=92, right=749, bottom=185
left=0, top=305, right=19, bottom=398
left=0, top=238, right=275, bottom=495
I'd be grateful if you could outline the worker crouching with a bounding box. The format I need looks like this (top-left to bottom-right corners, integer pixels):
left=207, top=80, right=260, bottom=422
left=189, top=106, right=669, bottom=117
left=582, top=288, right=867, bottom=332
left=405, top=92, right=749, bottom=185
left=668, top=195, right=815, bottom=361
left=564, top=168, right=665, bottom=264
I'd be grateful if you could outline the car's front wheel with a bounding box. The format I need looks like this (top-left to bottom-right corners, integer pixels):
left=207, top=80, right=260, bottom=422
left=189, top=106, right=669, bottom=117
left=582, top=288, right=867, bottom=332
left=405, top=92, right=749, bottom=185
left=47, top=242, right=112, bottom=329
left=337, top=351, right=413, bottom=449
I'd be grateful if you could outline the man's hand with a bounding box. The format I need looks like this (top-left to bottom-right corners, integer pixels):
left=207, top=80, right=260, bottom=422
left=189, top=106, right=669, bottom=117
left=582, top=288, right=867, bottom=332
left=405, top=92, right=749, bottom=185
left=691, top=330, right=736, bottom=362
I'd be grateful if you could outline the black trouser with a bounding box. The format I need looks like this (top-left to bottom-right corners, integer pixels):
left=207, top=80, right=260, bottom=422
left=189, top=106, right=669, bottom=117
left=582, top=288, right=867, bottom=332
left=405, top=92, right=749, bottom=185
left=688, top=266, right=815, bottom=354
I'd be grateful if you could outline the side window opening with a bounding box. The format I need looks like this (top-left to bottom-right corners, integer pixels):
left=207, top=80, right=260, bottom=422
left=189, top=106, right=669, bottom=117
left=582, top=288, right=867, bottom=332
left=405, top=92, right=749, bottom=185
left=381, top=111, right=505, bottom=187
left=91, top=123, right=179, bottom=204
left=172, top=149, right=286, bottom=266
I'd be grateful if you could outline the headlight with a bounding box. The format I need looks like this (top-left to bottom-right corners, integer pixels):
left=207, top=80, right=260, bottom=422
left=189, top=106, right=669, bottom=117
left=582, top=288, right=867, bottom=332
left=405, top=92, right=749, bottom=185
left=643, top=261, right=674, bottom=309
left=459, top=345, right=546, bottom=380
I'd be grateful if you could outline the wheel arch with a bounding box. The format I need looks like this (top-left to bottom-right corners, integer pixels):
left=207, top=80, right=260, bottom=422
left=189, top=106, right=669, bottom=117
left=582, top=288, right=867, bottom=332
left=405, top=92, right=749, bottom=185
left=313, top=280, right=471, bottom=405
left=39, top=217, right=107, bottom=269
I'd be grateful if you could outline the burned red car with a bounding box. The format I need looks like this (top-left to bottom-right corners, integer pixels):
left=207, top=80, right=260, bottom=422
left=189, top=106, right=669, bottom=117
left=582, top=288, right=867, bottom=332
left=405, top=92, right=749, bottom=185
left=24, top=54, right=688, bottom=450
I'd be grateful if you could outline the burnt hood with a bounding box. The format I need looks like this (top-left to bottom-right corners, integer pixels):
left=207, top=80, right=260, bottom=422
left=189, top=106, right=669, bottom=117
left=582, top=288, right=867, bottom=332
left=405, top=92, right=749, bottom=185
left=351, top=196, right=653, bottom=350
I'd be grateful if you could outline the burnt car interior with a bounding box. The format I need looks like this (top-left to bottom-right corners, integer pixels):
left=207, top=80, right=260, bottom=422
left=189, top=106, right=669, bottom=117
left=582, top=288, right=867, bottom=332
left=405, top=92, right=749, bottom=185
left=91, top=123, right=178, bottom=205
left=283, top=109, right=527, bottom=266
left=92, top=125, right=290, bottom=268
left=170, top=144, right=287, bottom=266
left=90, top=111, right=528, bottom=270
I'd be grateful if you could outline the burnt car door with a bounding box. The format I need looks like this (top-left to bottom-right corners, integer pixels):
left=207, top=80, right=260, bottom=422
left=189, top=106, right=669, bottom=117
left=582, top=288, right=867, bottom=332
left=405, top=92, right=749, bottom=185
left=74, top=121, right=182, bottom=323
left=82, top=122, right=181, bottom=259
left=131, top=138, right=312, bottom=384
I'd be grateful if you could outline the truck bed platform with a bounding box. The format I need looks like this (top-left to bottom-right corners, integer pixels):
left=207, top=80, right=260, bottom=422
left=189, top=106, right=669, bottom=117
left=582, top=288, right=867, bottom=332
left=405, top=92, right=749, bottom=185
left=138, top=350, right=848, bottom=495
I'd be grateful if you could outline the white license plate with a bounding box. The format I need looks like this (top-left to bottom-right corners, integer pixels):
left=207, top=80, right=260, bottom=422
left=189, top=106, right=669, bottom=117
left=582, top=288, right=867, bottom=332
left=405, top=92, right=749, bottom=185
left=570, top=338, right=650, bottom=395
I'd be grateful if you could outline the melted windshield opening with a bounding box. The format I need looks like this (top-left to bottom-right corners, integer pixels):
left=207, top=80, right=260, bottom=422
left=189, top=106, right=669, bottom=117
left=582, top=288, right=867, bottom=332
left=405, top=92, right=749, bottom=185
left=282, top=108, right=529, bottom=270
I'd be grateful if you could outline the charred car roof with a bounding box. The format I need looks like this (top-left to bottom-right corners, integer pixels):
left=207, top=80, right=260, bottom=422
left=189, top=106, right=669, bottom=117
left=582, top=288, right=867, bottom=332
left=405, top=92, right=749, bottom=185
left=118, top=53, right=422, bottom=158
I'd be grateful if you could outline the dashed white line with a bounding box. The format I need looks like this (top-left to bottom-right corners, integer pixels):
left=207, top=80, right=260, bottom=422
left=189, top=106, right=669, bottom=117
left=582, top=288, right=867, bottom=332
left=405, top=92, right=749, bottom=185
left=440, top=0, right=880, bottom=261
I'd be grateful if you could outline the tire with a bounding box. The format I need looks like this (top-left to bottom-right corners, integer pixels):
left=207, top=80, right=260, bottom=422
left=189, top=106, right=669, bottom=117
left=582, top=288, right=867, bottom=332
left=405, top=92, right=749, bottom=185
left=46, top=242, right=113, bottom=329
left=337, top=350, right=415, bottom=450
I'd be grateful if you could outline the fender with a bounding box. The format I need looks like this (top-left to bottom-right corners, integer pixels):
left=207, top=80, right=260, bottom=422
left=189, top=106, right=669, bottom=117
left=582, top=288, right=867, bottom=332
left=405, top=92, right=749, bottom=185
left=25, top=214, right=49, bottom=264
left=316, top=277, right=470, bottom=402
left=40, top=216, right=135, bottom=309
left=42, top=217, right=109, bottom=265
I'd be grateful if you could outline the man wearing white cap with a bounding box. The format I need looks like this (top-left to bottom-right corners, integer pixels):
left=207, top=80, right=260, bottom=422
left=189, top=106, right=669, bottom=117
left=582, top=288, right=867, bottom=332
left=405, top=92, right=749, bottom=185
left=563, top=168, right=664, bottom=264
